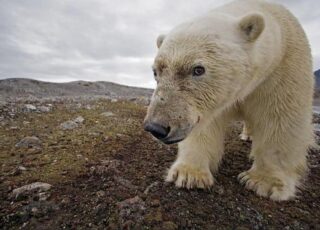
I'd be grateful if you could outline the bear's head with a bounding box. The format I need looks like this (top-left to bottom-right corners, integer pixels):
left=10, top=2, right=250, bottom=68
left=144, top=13, right=265, bottom=144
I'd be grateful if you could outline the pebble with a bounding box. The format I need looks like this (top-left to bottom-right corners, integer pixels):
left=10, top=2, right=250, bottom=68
left=74, top=116, right=84, bottom=124
left=38, top=106, right=51, bottom=112
left=18, top=166, right=27, bottom=171
left=59, top=116, right=85, bottom=130
left=59, top=120, right=78, bottom=130
left=150, top=199, right=160, bottom=207
left=25, top=104, right=37, bottom=111
left=101, top=112, right=115, bottom=117
left=38, top=192, right=51, bottom=201
left=96, top=190, right=105, bottom=197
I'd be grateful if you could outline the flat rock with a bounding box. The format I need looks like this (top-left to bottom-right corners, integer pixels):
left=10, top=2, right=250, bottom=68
left=15, top=136, right=42, bottom=148
left=38, top=106, right=51, bottom=112
left=12, top=182, right=52, bottom=199
left=59, top=120, right=78, bottom=130
left=24, top=104, right=37, bottom=111
left=117, top=196, right=146, bottom=226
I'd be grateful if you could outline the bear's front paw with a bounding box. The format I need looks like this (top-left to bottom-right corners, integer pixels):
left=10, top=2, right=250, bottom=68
left=238, top=170, right=296, bottom=201
left=166, top=163, right=214, bottom=189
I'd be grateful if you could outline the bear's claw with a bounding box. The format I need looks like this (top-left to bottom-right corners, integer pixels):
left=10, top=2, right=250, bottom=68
left=166, top=163, right=214, bottom=189
left=239, top=133, right=251, bottom=141
left=238, top=170, right=296, bottom=201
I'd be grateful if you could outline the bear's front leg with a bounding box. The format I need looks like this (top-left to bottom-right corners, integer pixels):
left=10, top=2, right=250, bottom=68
left=166, top=119, right=226, bottom=189
left=238, top=127, right=311, bottom=200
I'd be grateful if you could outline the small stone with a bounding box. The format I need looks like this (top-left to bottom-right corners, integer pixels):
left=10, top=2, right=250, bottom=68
left=216, top=186, right=224, bottom=195
left=88, top=131, right=102, bottom=137
left=101, top=112, right=115, bottom=117
left=18, top=166, right=27, bottom=171
left=74, top=116, right=84, bottom=124
left=111, top=99, right=118, bottom=103
left=25, top=104, right=37, bottom=111
left=38, top=192, right=50, bottom=201
left=15, top=136, right=42, bottom=148
left=150, top=199, right=160, bottom=207
left=59, top=121, right=78, bottom=130
left=31, top=207, right=39, bottom=213
left=96, top=190, right=105, bottom=197
left=38, top=106, right=51, bottom=113
left=61, top=197, right=71, bottom=205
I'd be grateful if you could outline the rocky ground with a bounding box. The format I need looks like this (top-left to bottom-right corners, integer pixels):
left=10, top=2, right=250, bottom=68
left=0, top=98, right=319, bottom=229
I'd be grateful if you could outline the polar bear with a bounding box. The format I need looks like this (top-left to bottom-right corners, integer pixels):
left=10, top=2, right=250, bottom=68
left=143, top=0, right=314, bottom=201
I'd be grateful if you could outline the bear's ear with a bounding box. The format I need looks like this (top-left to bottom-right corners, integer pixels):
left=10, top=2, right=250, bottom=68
left=156, top=34, right=166, bottom=48
left=239, top=13, right=265, bottom=41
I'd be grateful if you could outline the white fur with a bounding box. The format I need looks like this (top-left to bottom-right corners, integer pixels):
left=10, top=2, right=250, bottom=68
left=146, top=0, right=314, bottom=201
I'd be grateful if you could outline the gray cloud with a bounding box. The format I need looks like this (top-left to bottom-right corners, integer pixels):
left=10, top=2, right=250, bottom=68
left=0, top=0, right=319, bottom=88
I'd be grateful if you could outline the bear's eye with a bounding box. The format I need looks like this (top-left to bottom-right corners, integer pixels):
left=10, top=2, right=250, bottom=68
left=192, top=66, right=205, bottom=77
left=153, top=69, right=157, bottom=77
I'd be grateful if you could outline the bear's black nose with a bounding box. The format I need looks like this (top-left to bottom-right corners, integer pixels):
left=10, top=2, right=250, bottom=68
left=144, top=122, right=170, bottom=139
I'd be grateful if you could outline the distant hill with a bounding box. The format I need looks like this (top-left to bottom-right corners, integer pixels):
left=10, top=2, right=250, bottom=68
left=0, top=78, right=153, bottom=101
left=315, top=69, right=320, bottom=89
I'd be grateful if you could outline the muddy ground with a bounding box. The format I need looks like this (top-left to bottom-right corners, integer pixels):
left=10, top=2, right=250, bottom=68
left=0, top=99, right=319, bottom=229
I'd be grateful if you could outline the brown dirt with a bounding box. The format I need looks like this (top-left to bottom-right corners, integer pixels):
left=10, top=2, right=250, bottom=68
left=0, top=99, right=319, bottom=229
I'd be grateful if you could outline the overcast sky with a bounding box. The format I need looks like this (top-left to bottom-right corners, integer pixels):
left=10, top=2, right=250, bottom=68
left=0, top=0, right=319, bottom=88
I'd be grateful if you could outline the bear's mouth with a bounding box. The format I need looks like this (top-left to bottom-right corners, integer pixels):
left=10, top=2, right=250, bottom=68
left=161, top=137, right=184, bottom=145
left=159, top=125, right=194, bottom=145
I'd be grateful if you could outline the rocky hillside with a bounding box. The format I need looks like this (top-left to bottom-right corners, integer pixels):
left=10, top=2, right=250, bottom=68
left=0, top=78, right=153, bottom=102
left=0, top=99, right=319, bottom=229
